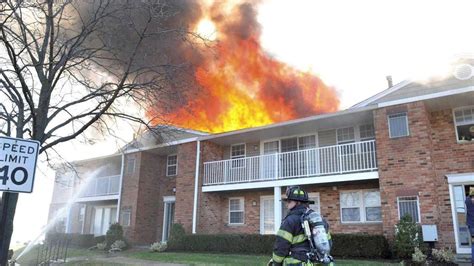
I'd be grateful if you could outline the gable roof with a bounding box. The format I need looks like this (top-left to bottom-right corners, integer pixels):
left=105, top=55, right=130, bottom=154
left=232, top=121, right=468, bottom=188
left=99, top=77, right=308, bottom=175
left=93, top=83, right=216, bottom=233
left=352, top=59, right=474, bottom=108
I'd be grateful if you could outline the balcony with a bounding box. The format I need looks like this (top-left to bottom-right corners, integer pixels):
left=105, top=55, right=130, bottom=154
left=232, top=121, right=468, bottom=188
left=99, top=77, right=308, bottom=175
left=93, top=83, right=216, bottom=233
left=203, top=140, right=377, bottom=186
left=79, top=175, right=120, bottom=198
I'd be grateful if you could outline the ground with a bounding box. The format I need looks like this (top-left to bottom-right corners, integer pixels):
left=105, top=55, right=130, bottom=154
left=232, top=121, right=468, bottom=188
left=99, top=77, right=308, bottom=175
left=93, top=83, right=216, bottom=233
left=13, top=246, right=400, bottom=265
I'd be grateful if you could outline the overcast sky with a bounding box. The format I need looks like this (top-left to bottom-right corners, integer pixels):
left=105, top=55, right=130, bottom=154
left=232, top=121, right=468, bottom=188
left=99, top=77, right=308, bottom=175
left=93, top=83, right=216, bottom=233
left=11, top=0, right=474, bottom=246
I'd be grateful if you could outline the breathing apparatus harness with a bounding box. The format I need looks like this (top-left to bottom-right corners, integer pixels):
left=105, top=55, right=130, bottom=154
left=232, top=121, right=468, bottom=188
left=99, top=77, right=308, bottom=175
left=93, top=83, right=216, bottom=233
left=300, top=209, right=334, bottom=265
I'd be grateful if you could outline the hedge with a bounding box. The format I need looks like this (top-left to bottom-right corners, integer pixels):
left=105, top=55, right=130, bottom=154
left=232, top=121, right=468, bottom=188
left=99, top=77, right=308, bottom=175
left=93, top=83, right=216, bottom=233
left=168, top=233, right=389, bottom=259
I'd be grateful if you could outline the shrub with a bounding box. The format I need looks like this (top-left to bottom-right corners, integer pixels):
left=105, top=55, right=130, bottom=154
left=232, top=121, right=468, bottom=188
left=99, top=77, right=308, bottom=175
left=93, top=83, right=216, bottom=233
left=150, top=242, right=167, bottom=252
left=331, top=234, right=390, bottom=259
left=109, top=240, right=127, bottom=252
left=97, top=242, right=107, bottom=250
left=169, top=223, right=186, bottom=243
left=431, top=248, right=455, bottom=263
left=94, top=235, right=106, bottom=245
left=167, top=233, right=389, bottom=258
left=411, top=247, right=426, bottom=264
left=106, top=223, right=124, bottom=247
left=393, top=215, right=422, bottom=259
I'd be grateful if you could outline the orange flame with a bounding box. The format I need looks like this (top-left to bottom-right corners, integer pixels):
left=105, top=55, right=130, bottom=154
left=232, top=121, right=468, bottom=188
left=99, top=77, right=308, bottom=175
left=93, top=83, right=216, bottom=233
left=148, top=2, right=339, bottom=133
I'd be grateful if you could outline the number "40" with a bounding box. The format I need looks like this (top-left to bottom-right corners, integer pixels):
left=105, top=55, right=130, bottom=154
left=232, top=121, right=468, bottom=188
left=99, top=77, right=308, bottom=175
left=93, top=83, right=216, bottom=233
left=0, top=165, right=28, bottom=186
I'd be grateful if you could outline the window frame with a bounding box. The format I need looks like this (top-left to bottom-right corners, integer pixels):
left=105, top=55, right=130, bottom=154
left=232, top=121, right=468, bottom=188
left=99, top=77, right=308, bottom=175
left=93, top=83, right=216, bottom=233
left=121, top=208, right=131, bottom=227
left=228, top=197, right=245, bottom=225
left=337, top=127, right=355, bottom=144
left=388, top=112, right=410, bottom=138
left=359, top=124, right=375, bottom=140
left=126, top=158, right=136, bottom=175
left=397, top=196, right=421, bottom=223
left=339, top=189, right=382, bottom=224
left=166, top=154, right=178, bottom=176
left=230, top=143, right=246, bottom=169
left=453, top=105, right=474, bottom=143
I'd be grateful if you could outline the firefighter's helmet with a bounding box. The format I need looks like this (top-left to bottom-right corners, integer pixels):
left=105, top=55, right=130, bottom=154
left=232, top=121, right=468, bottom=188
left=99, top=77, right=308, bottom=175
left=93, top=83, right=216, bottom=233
left=283, top=186, right=315, bottom=204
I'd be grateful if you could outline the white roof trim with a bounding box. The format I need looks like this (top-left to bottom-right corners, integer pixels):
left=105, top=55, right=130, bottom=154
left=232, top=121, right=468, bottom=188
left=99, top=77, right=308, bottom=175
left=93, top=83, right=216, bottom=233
left=202, top=171, right=378, bottom=192
left=378, top=86, right=474, bottom=108
left=121, top=136, right=199, bottom=154
left=446, top=172, right=474, bottom=184
left=351, top=80, right=412, bottom=108
left=199, top=105, right=377, bottom=141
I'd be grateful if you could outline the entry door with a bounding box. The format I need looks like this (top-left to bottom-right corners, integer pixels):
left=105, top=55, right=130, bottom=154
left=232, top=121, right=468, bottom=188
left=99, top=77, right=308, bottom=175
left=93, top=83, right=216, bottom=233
left=451, top=184, right=472, bottom=254
left=260, top=196, right=275, bottom=234
left=162, top=200, right=176, bottom=242
left=92, top=206, right=117, bottom=236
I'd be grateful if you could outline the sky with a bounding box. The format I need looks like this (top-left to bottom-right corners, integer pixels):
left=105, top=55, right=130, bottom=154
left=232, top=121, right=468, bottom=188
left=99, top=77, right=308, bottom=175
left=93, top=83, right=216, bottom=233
left=10, top=0, right=474, bottom=245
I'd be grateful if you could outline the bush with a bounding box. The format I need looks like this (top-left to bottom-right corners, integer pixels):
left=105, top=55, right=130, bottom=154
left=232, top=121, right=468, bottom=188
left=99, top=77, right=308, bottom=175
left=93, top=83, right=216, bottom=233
left=431, top=248, right=455, bottom=263
left=393, top=215, right=422, bottom=259
left=109, top=240, right=127, bottom=252
left=167, top=231, right=389, bottom=259
left=169, top=223, right=186, bottom=243
left=150, top=242, right=167, bottom=252
left=94, top=235, right=106, bottom=245
left=331, top=234, right=390, bottom=259
left=45, top=233, right=95, bottom=248
left=106, top=223, right=124, bottom=247
left=411, top=247, right=426, bottom=264
left=97, top=242, right=107, bottom=250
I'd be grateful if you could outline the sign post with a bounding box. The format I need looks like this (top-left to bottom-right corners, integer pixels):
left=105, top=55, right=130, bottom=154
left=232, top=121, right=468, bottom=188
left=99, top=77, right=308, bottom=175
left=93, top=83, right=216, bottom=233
left=0, top=136, right=40, bottom=193
left=0, top=136, right=40, bottom=264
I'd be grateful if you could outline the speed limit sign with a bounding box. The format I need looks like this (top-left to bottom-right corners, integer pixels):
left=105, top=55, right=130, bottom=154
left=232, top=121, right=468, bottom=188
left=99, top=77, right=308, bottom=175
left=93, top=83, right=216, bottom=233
left=0, top=137, right=40, bottom=193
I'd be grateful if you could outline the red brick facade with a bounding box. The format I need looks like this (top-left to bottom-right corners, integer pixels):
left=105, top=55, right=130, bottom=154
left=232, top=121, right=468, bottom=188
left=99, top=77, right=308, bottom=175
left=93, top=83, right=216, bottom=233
left=375, top=101, right=474, bottom=248
left=50, top=97, right=474, bottom=252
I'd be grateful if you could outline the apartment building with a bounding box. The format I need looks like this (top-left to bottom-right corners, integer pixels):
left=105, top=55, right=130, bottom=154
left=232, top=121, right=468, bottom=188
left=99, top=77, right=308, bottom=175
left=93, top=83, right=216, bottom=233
left=48, top=62, right=474, bottom=254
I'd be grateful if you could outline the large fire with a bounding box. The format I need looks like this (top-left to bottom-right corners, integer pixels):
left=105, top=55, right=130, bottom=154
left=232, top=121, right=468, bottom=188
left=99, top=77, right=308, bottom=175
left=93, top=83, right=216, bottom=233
left=148, top=1, right=339, bottom=133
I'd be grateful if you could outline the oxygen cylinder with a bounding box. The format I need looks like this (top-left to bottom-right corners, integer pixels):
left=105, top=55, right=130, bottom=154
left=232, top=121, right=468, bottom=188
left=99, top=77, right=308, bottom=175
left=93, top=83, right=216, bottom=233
left=307, top=212, right=330, bottom=254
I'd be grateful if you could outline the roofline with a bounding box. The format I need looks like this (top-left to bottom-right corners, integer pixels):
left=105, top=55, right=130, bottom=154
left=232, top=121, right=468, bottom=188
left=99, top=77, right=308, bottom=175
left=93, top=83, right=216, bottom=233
left=120, top=136, right=199, bottom=154
left=151, top=124, right=209, bottom=136
left=199, top=105, right=378, bottom=141
left=378, top=85, right=474, bottom=108
left=351, top=80, right=412, bottom=108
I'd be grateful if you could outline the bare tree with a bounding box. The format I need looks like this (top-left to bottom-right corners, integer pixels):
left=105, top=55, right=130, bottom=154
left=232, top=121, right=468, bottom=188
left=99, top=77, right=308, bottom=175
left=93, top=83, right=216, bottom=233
left=0, top=0, right=198, bottom=262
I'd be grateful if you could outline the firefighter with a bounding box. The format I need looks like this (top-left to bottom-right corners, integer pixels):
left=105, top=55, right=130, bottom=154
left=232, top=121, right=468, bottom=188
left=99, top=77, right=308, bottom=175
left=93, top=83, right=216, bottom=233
left=272, top=186, right=332, bottom=266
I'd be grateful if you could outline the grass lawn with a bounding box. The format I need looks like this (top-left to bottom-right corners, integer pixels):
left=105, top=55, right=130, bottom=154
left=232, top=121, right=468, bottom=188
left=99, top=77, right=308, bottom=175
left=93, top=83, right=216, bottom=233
left=127, top=251, right=400, bottom=266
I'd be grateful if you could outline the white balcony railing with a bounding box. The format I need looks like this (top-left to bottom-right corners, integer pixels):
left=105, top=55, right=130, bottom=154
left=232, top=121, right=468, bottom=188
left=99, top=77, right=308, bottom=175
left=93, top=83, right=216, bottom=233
left=80, top=175, right=120, bottom=198
left=203, top=140, right=377, bottom=185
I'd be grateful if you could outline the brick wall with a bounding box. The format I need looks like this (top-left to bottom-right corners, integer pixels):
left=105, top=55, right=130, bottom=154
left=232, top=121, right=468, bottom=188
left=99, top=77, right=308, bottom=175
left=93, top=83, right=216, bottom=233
left=196, top=180, right=382, bottom=235
left=374, top=101, right=474, bottom=249
left=430, top=109, right=474, bottom=247
left=119, top=151, right=175, bottom=244
left=174, top=142, right=198, bottom=233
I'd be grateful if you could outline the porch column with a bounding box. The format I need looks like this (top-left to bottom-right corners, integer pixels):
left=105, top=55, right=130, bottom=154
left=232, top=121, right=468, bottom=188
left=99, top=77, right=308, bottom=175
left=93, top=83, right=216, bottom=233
left=274, top=186, right=282, bottom=234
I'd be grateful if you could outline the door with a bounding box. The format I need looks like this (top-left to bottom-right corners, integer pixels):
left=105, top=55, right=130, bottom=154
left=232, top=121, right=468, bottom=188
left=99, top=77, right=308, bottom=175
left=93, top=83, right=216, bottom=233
left=262, top=141, right=279, bottom=180
left=450, top=184, right=472, bottom=254
left=162, top=198, right=176, bottom=242
left=260, top=196, right=275, bottom=234
left=92, top=206, right=117, bottom=236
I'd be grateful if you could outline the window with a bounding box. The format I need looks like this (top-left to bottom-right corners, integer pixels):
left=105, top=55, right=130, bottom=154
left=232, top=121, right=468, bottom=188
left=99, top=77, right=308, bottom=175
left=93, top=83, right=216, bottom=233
left=166, top=155, right=178, bottom=176
left=121, top=209, right=131, bottom=227
left=231, top=144, right=245, bottom=168
left=308, top=193, right=321, bottom=214
left=454, top=106, right=474, bottom=142
left=337, top=127, right=355, bottom=144
left=229, top=198, right=244, bottom=224
left=281, top=137, right=298, bottom=152
left=126, top=158, right=136, bottom=175
left=388, top=113, right=409, bottom=138
left=298, top=135, right=317, bottom=150
left=359, top=124, right=375, bottom=140
left=398, top=196, right=420, bottom=223
left=340, top=190, right=381, bottom=223
left=263, top=141, right=279, bottom=154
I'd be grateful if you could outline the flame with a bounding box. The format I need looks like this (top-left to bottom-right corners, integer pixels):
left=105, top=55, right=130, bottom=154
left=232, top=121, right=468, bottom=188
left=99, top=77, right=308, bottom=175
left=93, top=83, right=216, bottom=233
left=148, top=1, right=339, bottom=133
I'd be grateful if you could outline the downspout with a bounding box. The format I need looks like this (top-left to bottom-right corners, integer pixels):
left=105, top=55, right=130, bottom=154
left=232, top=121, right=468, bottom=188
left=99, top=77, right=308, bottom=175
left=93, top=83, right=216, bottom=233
left=192, top=140, right=201, bottom=234
left=116, top=152, right=125, bottom=223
